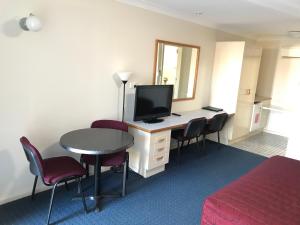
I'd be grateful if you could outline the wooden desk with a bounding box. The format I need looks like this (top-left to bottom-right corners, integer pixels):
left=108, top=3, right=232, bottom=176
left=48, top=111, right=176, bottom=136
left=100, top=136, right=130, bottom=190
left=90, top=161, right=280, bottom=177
left=126, top=109, right=229, bottom=178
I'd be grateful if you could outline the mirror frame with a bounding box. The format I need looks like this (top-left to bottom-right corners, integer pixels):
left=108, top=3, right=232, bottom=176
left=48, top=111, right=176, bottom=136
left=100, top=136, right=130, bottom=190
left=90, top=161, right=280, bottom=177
left=153, top=39, right=200, bottom=102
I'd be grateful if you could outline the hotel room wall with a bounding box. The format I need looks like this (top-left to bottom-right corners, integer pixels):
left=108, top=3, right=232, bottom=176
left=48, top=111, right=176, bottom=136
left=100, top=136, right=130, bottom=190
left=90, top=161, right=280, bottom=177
left=256, top=48, right=279, bottom=99
left=266, top=52, right=300, bottom=136
left=0, top=0, right=243, bottom=204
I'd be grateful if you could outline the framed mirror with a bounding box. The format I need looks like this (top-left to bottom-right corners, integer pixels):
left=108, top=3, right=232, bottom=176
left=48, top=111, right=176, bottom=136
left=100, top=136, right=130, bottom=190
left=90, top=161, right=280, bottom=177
left=153, top=40, right=200, bottom=101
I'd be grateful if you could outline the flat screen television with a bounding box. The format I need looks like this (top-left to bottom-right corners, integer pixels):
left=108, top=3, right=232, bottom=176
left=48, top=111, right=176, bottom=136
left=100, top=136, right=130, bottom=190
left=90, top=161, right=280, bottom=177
left=134, top=85, right=173, bottom=123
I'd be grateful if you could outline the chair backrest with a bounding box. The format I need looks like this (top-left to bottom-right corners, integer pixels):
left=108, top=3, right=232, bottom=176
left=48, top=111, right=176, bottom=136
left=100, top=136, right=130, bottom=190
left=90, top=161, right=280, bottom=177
left=207, top=113, right=229, bottom=133
left=91, top=120, right=128, bottom=132
left=184, top=117, right=207, bottom=139
left=20, top=136, right=44, bottom=177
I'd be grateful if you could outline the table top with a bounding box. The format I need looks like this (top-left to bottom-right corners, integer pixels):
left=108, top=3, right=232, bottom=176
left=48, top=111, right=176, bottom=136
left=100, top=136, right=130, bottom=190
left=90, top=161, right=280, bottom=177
left=60, top=128, right=134, bottom=155
left=126, top=109, right=230, bottom=133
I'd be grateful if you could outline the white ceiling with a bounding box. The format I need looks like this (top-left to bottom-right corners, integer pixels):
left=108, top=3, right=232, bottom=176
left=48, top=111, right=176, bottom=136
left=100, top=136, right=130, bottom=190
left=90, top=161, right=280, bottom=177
left=118, top=0, right=300, bottom=40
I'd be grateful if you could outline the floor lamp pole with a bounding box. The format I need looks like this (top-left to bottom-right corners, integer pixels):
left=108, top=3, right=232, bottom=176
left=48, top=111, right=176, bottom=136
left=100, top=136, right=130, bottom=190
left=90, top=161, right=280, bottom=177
left=122, top=80, right=127, bottom=122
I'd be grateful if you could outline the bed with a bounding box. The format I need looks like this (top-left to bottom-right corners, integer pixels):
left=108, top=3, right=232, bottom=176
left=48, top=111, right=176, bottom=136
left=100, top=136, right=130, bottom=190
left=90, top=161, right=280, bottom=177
left=201, top=156, right=300, bottom=225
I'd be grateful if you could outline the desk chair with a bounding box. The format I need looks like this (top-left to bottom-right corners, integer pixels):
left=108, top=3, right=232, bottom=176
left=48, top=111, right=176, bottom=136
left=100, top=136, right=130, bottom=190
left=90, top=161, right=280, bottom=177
left=171, top=117, right=207, bottom=158
left=20, top=137, right=87, bottom=225
left=203, top=113, right=229, bottom=146
left=80, top=120, right=129, bottom=197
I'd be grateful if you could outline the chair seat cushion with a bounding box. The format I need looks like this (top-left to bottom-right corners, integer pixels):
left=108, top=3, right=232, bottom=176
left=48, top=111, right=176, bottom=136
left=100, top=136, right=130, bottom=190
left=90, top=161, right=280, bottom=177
left=81, top=151, right=126, bottom=167
left=43, top=156, right=86, bottom=185
left=171, top=129, right=185, bottom=141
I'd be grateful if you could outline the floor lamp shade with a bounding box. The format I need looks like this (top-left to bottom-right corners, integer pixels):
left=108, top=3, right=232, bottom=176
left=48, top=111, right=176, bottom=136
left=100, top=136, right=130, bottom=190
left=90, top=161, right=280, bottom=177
left=118, top=72, right=131, bottom=82
left=117, top=72, right=132, bottom=121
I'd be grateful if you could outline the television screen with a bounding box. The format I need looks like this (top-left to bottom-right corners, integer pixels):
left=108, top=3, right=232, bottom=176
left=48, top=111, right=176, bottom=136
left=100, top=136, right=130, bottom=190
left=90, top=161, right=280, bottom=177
left=134, top=85, right=173, bottom=123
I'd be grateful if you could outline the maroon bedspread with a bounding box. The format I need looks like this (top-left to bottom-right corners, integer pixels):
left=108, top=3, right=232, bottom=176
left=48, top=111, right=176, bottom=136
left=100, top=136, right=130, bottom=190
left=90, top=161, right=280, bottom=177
left=201, top=156, right=300, bottom=225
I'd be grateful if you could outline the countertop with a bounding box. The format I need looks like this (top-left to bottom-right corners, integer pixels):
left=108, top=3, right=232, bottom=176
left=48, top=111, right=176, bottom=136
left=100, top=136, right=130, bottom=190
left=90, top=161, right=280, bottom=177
left=254, top=95, right=272, bottom=104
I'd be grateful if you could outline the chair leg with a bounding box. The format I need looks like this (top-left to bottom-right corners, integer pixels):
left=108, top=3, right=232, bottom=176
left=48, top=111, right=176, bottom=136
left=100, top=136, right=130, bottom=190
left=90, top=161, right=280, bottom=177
left=203, top=135, right=206, bottom=148
left=203, top=134, right=207, bottom=155
left=196, top=136, right=201, bottom=151
left=79, top=178, right=88, bottom=213
left=64, top=181, right=69, bottom=191
left=126, top=154, right=129, bottom=180
left=217, top=131, right=220, bottom=143
left=187, top=139, right=191, bottom=147
left=122, top=160, right=128, bottom=197
left=177, top=140, right=181, bottom=158
left=31, top=176, right=38, bottom=200
left=80, top=158, right=89, bottom=178
left=177, top=140, right=184, bottom=159
left=77, top=178, right=81, bottom=194
left=46, top=183, right=58, bottom=225
left=85, top=164, right=90, bottom=178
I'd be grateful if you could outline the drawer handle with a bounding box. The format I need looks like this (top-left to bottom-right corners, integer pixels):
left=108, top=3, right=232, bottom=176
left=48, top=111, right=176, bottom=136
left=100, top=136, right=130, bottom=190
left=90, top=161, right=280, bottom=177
left=157, top=147, right=164, bottom=152
left=157, top=138, right=165, bottom=143
left=156, top=156, right=164, bottom=161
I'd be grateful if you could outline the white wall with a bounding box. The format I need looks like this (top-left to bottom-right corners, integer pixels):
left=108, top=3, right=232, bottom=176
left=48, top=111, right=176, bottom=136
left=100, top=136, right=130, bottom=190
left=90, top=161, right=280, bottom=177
left=210, top=41, right=245, bottom=114
left=0, top=0, right=241, bottom=204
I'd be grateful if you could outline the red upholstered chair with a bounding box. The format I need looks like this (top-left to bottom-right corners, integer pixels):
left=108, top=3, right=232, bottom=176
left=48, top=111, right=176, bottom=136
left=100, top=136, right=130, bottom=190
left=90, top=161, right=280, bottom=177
left=80, top=120, right=129, bottom=196
left=20, top=137, right=87, bottom=225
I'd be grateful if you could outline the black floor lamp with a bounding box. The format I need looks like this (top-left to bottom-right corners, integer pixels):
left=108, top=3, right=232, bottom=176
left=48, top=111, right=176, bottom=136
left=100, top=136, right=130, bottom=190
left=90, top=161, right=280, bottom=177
left=118, top=72, right=132, bottom=121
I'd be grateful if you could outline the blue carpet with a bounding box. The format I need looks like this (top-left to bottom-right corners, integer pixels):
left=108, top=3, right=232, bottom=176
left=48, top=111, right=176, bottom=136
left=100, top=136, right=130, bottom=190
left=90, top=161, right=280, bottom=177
left=0, top=141, right=266, bottom=225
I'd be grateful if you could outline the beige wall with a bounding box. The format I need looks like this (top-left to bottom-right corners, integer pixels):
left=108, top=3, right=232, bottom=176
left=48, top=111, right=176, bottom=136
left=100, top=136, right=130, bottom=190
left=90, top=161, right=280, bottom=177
left=256, top=48, right=279, bottom=98
left=210, top=41, right=245, bottom=114
left=0, top=0, right=242, bottom=204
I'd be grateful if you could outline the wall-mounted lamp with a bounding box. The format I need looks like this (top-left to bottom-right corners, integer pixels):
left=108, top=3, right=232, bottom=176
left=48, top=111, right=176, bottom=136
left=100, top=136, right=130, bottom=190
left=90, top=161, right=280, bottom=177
left=19, top=13, right=42, bottom=32
left=117, top=72, right=132, bottom=121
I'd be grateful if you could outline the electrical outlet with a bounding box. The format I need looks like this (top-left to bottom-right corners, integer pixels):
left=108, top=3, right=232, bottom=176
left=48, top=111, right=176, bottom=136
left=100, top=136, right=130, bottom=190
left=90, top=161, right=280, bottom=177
left=129, top=82, right=136, bottom=89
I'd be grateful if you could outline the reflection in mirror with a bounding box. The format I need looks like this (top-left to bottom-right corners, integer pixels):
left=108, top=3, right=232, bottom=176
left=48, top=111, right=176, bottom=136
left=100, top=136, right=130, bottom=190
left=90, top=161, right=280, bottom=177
left=153, top=40, right=200, bottom=101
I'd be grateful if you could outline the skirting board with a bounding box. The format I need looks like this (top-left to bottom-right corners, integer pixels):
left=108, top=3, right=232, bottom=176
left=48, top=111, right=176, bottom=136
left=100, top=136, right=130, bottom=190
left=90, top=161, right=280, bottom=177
left=0, top=166, right=111, bottom=205
left=229, top=129, right=264, bottom=145
left=263, top=128, right=289, bottom=138
left=170, top=133, right=227, bottom=151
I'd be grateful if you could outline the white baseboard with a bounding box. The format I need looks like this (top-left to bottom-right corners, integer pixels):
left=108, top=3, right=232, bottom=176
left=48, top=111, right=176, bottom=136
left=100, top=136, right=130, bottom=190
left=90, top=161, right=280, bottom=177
left=263, top=128, right=288, bottom=138
left=229, top=130, right=264, bottom=145
left=0, top=167, right=111, bottom=205
left=0, top=181, right=66, bottom=205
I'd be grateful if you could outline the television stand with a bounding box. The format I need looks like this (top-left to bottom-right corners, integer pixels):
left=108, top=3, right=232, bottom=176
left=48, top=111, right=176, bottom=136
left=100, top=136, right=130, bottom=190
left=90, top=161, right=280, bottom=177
left=143, top=118, right=164, bottom=124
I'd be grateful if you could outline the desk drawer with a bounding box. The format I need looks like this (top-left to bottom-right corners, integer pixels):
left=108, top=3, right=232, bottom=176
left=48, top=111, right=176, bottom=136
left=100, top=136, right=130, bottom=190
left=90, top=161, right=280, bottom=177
left=153, top=143, right=168, bottom=155
left=147, top=152, right=169, bottom=170
left=154, top=135, right=168, bottom=145
left=146, top=130, right=171, bottom=170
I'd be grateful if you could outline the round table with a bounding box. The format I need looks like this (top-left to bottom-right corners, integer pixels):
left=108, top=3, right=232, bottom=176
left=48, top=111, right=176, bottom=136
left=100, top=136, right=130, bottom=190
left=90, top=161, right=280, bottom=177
left=60, top=128, right=134, bottom=211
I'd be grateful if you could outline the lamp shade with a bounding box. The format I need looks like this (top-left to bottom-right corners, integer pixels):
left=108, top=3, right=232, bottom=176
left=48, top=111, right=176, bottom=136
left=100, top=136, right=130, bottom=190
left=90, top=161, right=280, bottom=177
left=20, top=14, right=42, bottom=32
left=26, top=14, right=42, bottom=31
left=118, top=72, right=132, bottom=82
